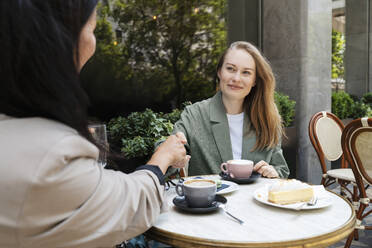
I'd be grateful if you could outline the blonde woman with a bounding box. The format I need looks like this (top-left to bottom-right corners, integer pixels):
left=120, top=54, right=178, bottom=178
left=173, top=41, right=289, bottom=178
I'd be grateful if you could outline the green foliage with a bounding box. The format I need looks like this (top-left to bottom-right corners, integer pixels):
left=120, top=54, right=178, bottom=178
left=108, top=103, right=195, bottom=159
left=331, top=91, right=372, bottom=119
left=162, top=101, right=192, bottom=123
left=362, top=92, right=372, bottom=106
left=351, top=101, right=372, bottom=119
left=332, top=30, right=345, bottom=79
left=274, top=92, right=296, bottom=127
left=107, top=109, right=173, bottom=159
left=111, top=0, right=226, bottom=105
left=332, top=92, right=354, bottom=119
left=82, top=0, right=227, bottom=120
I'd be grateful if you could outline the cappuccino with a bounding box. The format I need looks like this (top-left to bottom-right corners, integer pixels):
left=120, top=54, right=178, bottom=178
left=185, top=180, right=215, bottom=187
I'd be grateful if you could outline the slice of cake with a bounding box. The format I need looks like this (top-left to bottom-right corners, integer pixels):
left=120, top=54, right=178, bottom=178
left=268, top=179, right=314, bottom=205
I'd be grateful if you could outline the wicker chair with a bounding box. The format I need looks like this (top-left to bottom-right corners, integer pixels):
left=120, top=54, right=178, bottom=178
left=309, top=111, right=358, bottom=202
left=341, top=117, right=372, bottom=248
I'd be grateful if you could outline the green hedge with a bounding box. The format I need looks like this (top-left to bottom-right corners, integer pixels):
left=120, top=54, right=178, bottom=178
left=332, top=92, right=354, bottom=119
left=332, top=91, right=372, bottom=119
left=362, top=92, right=372, bottom=106
left=274, top=92, right=296, bottom=127
left=108, top=109, right=175, bottom=159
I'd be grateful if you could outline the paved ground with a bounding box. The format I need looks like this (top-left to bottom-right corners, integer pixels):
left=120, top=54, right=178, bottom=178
left=328, top=186, right=371, bottom=248
left=329, top=226, right=372, bottom=248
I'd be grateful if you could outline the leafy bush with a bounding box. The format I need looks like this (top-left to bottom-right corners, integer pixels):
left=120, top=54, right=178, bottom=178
left=107, top=109, right=173, bottom=159
left=332, top=30, right=345, bottom=79
left=274, top=92, right=296, bottom=127
left=332, top=92, right=354, bottom=119
left=362, top=92, right=372, bottom=106
left=351, top=101, right=372, bottom=119
left=331, top=91, right=372, bottom=119
left=162, top=102, right=192, bottom=124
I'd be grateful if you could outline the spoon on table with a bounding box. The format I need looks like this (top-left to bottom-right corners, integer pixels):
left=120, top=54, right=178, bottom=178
left=217, top=203, right=245, bottom=225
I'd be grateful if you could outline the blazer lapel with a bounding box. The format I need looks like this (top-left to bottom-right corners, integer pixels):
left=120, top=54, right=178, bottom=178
left=210, top=92, right=233, bottom=163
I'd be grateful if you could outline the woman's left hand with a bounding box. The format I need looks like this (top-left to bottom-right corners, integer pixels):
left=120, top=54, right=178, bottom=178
left=253, top=160, right=279, bottom=178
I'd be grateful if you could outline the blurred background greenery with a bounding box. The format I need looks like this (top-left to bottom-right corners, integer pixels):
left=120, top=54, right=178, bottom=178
left=81, top=0, right=227, bottom=121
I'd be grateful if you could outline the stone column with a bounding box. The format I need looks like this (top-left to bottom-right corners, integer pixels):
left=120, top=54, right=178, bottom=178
left=227, top=0, right=262, bottom=48
left=345, top=0, right=372, bottom=97
left=228, top=0, right=332, bottom=184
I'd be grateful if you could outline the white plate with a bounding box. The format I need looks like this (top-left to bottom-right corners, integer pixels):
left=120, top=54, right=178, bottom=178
left=253, top=186, right=332, bottom=210
left=216, top=180, right=239, bottom=195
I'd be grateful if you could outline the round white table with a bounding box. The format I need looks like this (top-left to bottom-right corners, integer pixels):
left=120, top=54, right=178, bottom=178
left=145, top=176, right=355, bottom=248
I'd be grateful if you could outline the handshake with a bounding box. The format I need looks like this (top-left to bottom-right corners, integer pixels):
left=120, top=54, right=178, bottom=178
left=147, top=132, right=190, bottom=174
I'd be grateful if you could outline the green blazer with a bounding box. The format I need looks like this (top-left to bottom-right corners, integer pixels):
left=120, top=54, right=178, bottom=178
left=172, top=91, right=289, bottom=178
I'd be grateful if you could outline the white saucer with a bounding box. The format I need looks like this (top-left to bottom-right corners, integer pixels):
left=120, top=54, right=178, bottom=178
left=216, top=180, right=239, bottom=195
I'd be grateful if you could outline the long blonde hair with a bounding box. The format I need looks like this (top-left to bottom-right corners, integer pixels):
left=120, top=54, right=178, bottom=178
left=216, top=41, right=283, bottom=150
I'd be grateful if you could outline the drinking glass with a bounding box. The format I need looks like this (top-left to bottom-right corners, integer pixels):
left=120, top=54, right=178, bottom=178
left=88, top=124, right=108, bottom=167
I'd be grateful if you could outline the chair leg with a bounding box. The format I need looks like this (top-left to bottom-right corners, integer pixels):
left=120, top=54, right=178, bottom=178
left=352, top=185, right=358, bottom=203
left=352, top=202, right=368, bottom=242
left=321, top=177, right=326, bottom=187
left=344, top=233, right=354, bottom=248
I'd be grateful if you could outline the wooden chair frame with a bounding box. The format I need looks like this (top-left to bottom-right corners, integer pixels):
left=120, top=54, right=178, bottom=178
left=341, top=117, right=372, bottom=248
left=308, top=111, right=358, bottom=202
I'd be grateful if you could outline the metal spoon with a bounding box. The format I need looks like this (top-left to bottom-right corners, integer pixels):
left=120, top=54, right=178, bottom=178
left=218, top=203, right=245, bottom=225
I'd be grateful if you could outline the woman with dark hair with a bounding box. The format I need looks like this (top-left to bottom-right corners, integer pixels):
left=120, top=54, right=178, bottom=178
left=0, top=1, right=188, bottom=247
left=170, top=41, right=289, bottom=178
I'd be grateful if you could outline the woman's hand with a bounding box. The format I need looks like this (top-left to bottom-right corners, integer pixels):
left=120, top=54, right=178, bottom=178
left=147, top=132, right=190, bottom=174
left=253, top=160, right=279, bottom=178
left=172, top=132, right=191, bottom=168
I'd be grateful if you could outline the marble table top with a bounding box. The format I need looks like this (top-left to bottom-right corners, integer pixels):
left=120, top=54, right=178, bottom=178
left=146, top=176, right=356, bottom=248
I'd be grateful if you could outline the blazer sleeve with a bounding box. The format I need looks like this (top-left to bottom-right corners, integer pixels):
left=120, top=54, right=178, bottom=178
left=20, top=134, right=166, bottom=248
left=269, top=143, right=290, bottom=178
left=172, top=108, right=192, bottom=152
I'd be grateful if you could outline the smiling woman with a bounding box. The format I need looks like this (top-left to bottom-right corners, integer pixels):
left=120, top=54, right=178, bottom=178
left=167, top=41, right=290, bottom=179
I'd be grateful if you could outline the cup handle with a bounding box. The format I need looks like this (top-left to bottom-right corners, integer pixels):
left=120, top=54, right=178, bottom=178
left=175, top=183, right=184, bottom=196
left=220, top=163, right=228, bottom=173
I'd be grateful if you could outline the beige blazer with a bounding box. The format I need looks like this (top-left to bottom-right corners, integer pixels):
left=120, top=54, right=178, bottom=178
left=0, top=114, right=165, bottom=248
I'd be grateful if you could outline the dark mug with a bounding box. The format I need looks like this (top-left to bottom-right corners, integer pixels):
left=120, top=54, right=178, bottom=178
left=176, top=179, right=217, bottom=208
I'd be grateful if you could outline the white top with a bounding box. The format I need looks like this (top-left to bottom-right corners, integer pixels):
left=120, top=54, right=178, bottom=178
left=149, top=177, right=354, bottom=247
left=226, top=112, right=244, bottom=160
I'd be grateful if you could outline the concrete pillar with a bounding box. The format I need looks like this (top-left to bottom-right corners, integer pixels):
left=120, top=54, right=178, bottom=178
left=227, top=0, right=262, bottom=48
left=345, top=0, right=372, bottom=97
left=228, top=0, right=332, bottom=184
